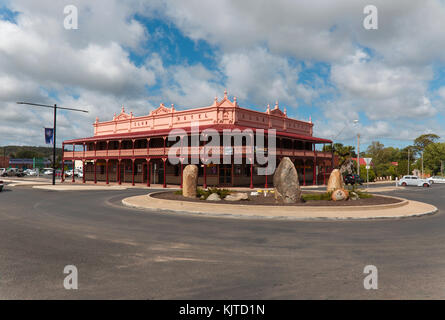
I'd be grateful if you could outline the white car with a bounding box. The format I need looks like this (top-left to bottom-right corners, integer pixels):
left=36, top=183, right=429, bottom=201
left=398, top=175, right=431, bottom=187
left=65, top=169, right=73, bottom=177
left=427, top=176, right=445, bottom=184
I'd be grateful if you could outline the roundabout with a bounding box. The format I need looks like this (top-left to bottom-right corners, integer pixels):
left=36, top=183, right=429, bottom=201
left=122, top=191, right=437, bottom=220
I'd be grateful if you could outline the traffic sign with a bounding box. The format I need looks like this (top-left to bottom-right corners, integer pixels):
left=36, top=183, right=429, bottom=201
left=364, top=158, right=372, bottom=165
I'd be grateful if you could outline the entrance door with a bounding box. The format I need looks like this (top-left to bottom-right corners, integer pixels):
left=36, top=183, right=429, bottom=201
left=219, top=164, right=232, bottom=185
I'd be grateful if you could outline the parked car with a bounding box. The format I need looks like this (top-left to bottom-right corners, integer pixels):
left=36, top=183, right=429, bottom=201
left=427, top=176, right=445, bottom=184
left=0, top=180, right=3, bottom=192
left=0, top=168, right=6, bottom=176
left=398, top=175, right=431, bottom=187
left=344, top=174, right=364, bottom=185
left=43, top=168, right=54, bottom=175
left=5, top=168, right=25, bottom=177
left=27, top=169, right=39, bottom=176
left=65, top=169, right=73, bottom=177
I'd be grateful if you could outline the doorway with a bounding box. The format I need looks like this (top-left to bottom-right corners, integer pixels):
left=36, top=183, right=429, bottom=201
left=219, top=164, right=232, bottom=185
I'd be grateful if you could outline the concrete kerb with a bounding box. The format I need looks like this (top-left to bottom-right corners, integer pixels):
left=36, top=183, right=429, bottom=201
left=122, top=192, right=438, bottom=221
left=33, top=185, right=129, bottom=191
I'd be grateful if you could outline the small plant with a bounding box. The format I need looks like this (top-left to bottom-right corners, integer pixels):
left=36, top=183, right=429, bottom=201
left=196, top=187, right=232, bottom=200
left=174, top=190, right=183, bottom=195
left=355, top=190, right=373, bottom=199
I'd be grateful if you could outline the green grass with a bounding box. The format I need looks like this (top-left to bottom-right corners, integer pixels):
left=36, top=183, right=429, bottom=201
left=301, top=192, right=332, bottom=201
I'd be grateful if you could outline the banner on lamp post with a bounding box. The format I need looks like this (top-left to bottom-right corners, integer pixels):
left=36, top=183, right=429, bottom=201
left=45, top=128, right=54, bottom=145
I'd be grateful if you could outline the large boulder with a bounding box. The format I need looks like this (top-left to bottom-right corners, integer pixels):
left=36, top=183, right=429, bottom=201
left=331, top=189, right=349, bottom=201
left=327, top=169, right=344, bottom=192
left=273, top=157, right=301, bottom=203
left=182, top=164, right=198, bottom=198
left=225, top=192, right=248, bottom=201
left=206, top=193, right=221, bottom=201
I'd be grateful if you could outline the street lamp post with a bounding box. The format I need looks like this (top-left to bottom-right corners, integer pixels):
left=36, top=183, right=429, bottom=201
left=353, top=119, right=360, bottom=175
left=17, top=102, right=88, bottom=185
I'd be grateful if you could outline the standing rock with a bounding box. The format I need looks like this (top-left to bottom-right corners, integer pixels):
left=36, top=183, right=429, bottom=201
left=331, top=189, right=349, bottom=201
left=273, top=157, right=301, bottom=203
left=327, top=169, right=344, bottom=192
left=182, top=164, right=198, bottom=198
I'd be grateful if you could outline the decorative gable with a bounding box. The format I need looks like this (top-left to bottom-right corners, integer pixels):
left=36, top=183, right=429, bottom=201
left=115, top=105, right=131, bottom=121
left=269, top=101, right=286, bottom=117
left=149, top=103, right=174, bottom=116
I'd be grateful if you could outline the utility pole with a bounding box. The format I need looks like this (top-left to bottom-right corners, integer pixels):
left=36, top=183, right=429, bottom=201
left=357, top=133, right=360, bottom=176
left=17, top=102, right=88, bottom=185
left=421, top=151, right=424, bottom=178
left=441, top=160, right=444, bottom=177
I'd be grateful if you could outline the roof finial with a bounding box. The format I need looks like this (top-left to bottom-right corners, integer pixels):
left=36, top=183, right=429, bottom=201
left=224, top=89, right=228, bottom=99
left=233, top=96, right=237, bottom=103
left=266, top=104, right=270, bottom=114
left=171, top=104, right=175, bottom=112
left=284, top=107, right=287, bottom=116
left=121, top=105, right=125, bottom=113
left=274, top=101, right=279, bottom=109
left=309, top=115, right=312, bottom=123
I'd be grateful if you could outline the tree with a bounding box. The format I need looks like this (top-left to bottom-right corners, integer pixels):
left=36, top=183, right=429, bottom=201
left=413, top=134, right=440, bottom=155
left=423, top=142, right=445, bottom=175
left=324, top=143, right=356, bottom=167
left=359, top=164, right=376, bottom=182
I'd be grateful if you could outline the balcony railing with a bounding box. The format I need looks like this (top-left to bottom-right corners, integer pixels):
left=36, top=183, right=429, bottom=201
left=64, top=147, right=333, bottom=160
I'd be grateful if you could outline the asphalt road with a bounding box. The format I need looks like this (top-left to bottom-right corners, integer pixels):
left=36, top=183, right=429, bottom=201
left=0, top=183, right=445, bottom=299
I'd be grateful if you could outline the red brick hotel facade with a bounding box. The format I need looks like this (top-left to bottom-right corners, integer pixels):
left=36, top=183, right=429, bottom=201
left=62, top=91, right=333, bottom=188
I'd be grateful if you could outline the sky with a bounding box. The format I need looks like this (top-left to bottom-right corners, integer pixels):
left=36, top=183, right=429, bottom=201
left=1, top=0, right=445, bottom=151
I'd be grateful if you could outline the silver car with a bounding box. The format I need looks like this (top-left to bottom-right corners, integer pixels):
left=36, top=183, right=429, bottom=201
left=428, top=176, right=445, bottom=184
left=398, top=175, right=431, bottom=187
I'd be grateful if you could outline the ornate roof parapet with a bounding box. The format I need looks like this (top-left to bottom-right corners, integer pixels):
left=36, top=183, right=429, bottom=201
left=149, top=103, right=174, bottom=116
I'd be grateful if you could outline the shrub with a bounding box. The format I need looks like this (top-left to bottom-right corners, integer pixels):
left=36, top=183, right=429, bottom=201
left=196, top=187, right=232, bottom=200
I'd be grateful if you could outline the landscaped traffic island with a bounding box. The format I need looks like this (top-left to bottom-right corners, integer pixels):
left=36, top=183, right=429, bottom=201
left=151, top=189, right=402, bottom=207
left=122, top=157, right=438, bottom=220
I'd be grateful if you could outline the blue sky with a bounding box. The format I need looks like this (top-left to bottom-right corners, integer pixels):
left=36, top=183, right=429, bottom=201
left=1, top=0, right=445, bottom=152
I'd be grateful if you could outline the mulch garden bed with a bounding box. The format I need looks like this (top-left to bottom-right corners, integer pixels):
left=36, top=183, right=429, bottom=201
left=151, top=191, right=403, bottom=206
